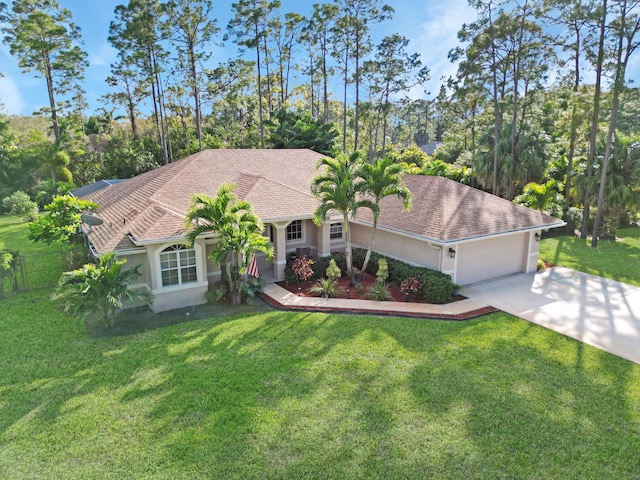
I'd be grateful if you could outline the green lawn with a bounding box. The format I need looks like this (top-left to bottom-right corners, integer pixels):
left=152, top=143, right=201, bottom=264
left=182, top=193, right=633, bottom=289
left=540, top=227, right=640, bottom=286
left=0, top=215, right=67, bottom=290
left=1, top=215, right=640, bottom=478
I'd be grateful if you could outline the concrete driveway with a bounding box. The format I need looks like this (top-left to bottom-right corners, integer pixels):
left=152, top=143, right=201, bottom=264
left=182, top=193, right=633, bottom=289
left=462, top=266, right=640, bottom=364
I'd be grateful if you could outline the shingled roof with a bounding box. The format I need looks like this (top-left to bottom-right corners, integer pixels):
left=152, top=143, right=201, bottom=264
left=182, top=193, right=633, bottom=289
left=79, top=149, right=564, bottom=253
left=80, top=149, right=326, bottom=253
left=355, top=175, right=564, bottom=243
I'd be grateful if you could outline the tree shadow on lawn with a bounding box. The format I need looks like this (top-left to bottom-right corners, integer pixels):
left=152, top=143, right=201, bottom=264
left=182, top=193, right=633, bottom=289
left=86, top=313, right=640, bottom=478
left=85, top=298, right=276, bottom=338
left=3, top=293, right=640, bottom=478
left=407, top=316, right=640, bottom=479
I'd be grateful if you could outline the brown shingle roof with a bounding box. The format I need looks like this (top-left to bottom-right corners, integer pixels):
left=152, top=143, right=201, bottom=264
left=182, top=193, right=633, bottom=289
left=354, top=175, right=564, bottom=243
left=81, top=149, right=326, bottom=252
left=80, top=150, right=564, bottom=253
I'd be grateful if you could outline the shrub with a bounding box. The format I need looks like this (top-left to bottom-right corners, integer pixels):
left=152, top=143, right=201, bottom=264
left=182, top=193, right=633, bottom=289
left=242, top=276, right=266, bottom=304
left=292, top=255, right=314, bottom=282
left=420, top=273, right=456, bottom=304
left=326, top=258, right=341, bottom=282
left=2, top=191, right=39, bottom=221
left=206, top=283, right=228, bottom=304
left=0, top=250, right=20, bottom=294
left=400, top=277, right=421, bottom=297
left=309, top=278, right=344, bottom=298
left=376, top=258, right=389, bottom=285
left=286, top=254, right=345, bottom=282
left=352, top=247, right=457, bottom=304
left=366, top=282, right=392, bottom=301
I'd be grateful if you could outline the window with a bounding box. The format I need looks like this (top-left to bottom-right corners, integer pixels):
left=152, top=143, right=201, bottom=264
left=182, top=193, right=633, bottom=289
left=330, top=223, right=343, bottom=239
left=286, top=220, right=303, bottom=241
left=160, top=245, right=197, bottom=287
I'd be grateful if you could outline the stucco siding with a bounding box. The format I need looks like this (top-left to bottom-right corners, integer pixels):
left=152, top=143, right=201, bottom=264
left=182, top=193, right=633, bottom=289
left=351, top=224, right=441, bottom=270
left=119, top=252, right=149, bottom=287
left=456, top=234, right=527, bottom=285
left=150, top=282, right=209, bottom=313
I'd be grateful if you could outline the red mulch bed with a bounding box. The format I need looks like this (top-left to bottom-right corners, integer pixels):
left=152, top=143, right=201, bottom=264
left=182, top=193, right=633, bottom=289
left=277, top=272, right=465, bottom=304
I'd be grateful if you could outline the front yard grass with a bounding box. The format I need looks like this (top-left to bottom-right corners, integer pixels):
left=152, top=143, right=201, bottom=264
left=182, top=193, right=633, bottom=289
left=540, top=227, right=640, bottom=286
left=1, top=215, right=640, bottom=478
left=2, top=289, right=640, bottom=479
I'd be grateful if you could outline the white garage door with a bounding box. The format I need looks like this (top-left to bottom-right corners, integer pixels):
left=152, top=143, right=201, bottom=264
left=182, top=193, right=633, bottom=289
left=456, top=234, right=527, bottom=285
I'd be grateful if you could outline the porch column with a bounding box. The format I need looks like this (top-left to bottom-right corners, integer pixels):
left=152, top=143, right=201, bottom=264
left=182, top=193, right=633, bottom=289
left=317, top=222, right=331, bottom=257
left=271, top=222, right=290, bottom=281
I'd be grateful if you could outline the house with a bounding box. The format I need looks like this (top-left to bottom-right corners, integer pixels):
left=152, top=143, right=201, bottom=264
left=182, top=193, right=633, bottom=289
left=76, top=149, right=564, bottom=312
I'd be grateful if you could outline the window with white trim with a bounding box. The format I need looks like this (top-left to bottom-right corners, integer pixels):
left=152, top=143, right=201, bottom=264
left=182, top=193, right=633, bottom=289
left=286, top=220, right=303, bottom=240
left=330, top=223, right=343, bottom=239
left=160, top=245, right=197, bottom=287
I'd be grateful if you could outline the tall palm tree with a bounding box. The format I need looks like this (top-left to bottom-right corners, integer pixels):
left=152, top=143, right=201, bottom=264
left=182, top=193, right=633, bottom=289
left=311, top=152, right=374, bottom=285
left=184, top=183, right=273, bottom=305
left=53, top=252, right=153, bottom=327
left=358, top=156, right=412, bottom=280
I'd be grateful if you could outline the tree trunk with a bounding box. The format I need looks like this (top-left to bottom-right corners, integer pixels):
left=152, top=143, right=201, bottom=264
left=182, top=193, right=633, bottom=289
left=359, top=216, right=378, bottom=282
left=342, top=47, right=349, bottom=153
left=322, top=37, right=329, bottom=123
left=255, top=25, right=265, bottom=149
left=354, top=31, right=361, bottom=151
left=592, top=0, right=626, bottom=247
left=564, top=27, right=582, bottom=223
left=581, top=0, right=607, bottom=238
left=488, top=6, right=500, bottom=196
left=189, top=44, right=203, bottom=152
left=43, top=52, right=60, bottom=143
left=343, top=213, right=355, bottom=286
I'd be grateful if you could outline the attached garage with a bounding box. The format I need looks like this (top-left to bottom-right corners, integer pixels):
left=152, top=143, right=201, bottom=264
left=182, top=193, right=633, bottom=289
left=456, top=233, right=528, bottom=285
left=354, top=176, right=564, bottom=286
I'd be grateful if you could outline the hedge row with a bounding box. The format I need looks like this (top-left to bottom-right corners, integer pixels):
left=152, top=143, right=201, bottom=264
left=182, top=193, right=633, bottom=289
left=284, top=248, right=457, bottom=304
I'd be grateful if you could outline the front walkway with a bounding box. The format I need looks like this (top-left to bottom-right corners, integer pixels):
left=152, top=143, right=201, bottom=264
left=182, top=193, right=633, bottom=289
left=260, top=283, right=497, bottom=320
left=462, top=267, right=640, bottom=365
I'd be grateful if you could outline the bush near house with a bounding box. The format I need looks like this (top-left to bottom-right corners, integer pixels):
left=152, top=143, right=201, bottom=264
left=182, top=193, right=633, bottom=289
left=351, top=248, right=457, bottom=304
left=286, top=248, right=457, bottom=304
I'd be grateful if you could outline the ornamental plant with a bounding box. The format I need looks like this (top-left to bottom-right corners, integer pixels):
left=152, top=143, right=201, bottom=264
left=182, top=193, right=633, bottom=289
left=292, top=255, right=314, bottom=282
left=376, top=258, right=389, bottom=285
left=325, top=258, right=341, bottom=282
left=400, top=277, right=421, bottom=297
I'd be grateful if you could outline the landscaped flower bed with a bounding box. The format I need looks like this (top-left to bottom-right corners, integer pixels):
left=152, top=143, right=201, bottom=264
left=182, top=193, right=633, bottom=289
left=283, top=248, right=460, bottom=304
left=278, top=272, right=465, bottom=304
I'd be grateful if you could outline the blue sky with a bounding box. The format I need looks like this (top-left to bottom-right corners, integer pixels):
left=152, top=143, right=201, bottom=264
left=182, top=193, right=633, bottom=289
left=0, top=0, right=481, bottom=117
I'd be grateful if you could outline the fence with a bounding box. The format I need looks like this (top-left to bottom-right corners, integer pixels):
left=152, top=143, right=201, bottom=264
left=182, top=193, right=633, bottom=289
left=1, top=249, right=92, bottom=294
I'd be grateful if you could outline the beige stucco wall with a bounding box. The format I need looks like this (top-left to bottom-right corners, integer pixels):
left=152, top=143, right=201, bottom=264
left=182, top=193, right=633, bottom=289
left=351, top=223, right=540, bottom=286
left=117, top=251, right=150, bottom=287
left=142, top=239, right=209, bottom=312
left=205, top=242, right=222, bottom=286
left=149, top=283, right=209, bottom=312
left=350, top=223, right=442, bottom=270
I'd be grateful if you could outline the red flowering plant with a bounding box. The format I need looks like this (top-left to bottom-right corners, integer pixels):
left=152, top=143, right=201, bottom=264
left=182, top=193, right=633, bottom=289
left=400, top=277, right=421, bottom=298
left=292, top=255, right=314, bottom=283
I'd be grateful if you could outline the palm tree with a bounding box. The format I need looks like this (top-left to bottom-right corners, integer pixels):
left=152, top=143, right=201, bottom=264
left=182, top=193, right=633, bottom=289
left=358, top=156, right=412, bottom=281
left=311, top=152, right=374, bottom=285
left=52, top=252, right=153, bottom=327
left=514, top=180, right=562, bottom=215
left=184, top=183, right=273, bottom=305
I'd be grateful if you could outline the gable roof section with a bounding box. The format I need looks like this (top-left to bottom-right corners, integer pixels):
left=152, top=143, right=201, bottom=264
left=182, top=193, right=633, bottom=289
left=354, top=175, right=564, bottom=243
left=80, top=149, right=326, bottom=253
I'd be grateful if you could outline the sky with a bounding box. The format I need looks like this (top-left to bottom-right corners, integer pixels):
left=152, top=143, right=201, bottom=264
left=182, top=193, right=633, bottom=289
left=0, top=0, right=502, bottom=117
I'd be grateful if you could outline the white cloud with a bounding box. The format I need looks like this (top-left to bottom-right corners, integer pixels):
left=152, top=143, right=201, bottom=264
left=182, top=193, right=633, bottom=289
left=0, top=75, right=25, bottom=115
left=89, top=41, right=117, bottom=67
left=411, top=0, right=477, bottom=97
